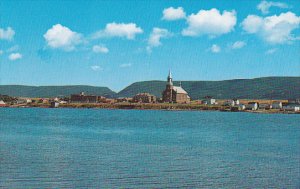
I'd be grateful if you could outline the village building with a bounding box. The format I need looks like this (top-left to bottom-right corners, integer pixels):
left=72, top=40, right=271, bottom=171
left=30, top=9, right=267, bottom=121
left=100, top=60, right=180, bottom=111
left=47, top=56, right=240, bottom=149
left=259, top=103, right=271, bottom=110
left=238, top=104, right=246, bottom=110
left=162, top=71, right=190, bottom=103
left=133, top=93, right=156, bottom=103
left=272, top=101, right=283, bottom=109
left=202, top=96, right=217, bottom=105
left=283, top=103, right=300, bottom=112
left=246, top=102, right=258, bottom=110
left=0, top=100, right=6, bottom=107
left=116, top=97, right=132, bottom=103
left=70, top=92, right=97, bottom=103
left=224, top=99, right=239, bottom=106
left=288, top=99, right=300, bottom=104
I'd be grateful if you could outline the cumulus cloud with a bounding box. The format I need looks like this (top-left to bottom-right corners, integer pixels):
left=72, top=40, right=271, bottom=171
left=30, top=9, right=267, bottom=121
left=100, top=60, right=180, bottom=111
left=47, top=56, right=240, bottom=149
left=231, top=41, right=246, bottom=49
left=91, top=65, right=103, bottom=71
left=182, top=8, right=237, bottom=37
left=257, top=0, right=288, bottom=14
left=162, top=7, right=186, bottom=21
left=210, top=44, right=221, bottom=53
left=8, top=53, right=22, bottom=61
left=0, top=27, right=15, bottom=40
left=93, top=22, right=143, bottom=40
left=120, top=63, right=132, bottom=68
left=92, top=45, right=109, bottom=54
left=241, top=12, right=300, bottom=44
left=147, top=27, right=171, bottom=53
left=43, top=24, right=83, bottom=51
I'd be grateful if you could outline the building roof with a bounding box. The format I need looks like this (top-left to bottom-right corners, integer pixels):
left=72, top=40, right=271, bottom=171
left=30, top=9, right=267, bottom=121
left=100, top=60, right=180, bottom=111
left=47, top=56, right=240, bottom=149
left=173, top=86, right=188, bottom=94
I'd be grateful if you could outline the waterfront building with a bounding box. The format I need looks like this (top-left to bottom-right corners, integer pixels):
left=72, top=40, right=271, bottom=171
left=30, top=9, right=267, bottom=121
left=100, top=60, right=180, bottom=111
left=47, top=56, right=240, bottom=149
left=238, top=104, right=246, bottom=110
left=259, top=103, right=271, bottom=110
left=246, top=102, right=258, bottom=110
left=272, top=101, right=283, bottom=109
left=202, top=97, right=217, bottom=105
left=283, top=103, right=300, bottom=111
left=162, top=70, right=190, bottom=103
left=224, top=99, right=239, bottom=106
left=70, top=92, right=98, bottom=103
left=0, top=100, right=6, bottom=107
left=288, top=99, right=300, bottom=104
left=133, top=93, right=156, bottom=103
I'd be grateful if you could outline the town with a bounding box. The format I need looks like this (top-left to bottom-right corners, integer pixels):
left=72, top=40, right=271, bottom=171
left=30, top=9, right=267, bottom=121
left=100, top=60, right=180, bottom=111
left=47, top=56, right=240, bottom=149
left=0, top=71, right=300, bottom=113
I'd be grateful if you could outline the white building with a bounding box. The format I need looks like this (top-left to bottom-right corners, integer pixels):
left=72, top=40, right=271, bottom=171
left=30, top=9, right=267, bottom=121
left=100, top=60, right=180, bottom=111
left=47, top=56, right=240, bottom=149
left=246, top=102, right=258, bottom=110
left=224, top=99, right=239, bottom=106
left=238, top=104, right=246, bottom=110
left=283, top=104, right=300, bottom=111
left=272, top=101, right=282, bottom=109
left=202, top=98, right=217, bottom=105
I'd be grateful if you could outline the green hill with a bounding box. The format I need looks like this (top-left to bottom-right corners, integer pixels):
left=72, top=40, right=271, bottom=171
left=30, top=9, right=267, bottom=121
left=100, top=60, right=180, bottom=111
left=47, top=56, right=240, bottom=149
left=0, top=85, right=116, bottom=98
left=116, top=77, right=300, bottom=100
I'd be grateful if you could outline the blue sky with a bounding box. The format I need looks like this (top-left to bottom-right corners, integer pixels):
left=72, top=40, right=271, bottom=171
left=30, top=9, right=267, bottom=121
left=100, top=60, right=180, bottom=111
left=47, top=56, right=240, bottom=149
left=0, top=0, right=299, bottom=91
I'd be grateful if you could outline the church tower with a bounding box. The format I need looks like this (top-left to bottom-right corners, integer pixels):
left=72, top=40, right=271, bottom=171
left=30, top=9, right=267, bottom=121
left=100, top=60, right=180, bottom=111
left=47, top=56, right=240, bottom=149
left=167, top=70, right=173, bottom=88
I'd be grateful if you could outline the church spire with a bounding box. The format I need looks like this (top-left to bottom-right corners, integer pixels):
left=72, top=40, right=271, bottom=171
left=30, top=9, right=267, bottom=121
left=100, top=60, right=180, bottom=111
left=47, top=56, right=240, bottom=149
left=167, top=70, right=173, bottom=86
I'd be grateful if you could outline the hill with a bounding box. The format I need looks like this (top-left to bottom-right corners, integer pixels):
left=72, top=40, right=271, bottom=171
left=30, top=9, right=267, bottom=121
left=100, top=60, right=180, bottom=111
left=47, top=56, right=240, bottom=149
left=116, top=77, right=300, bottom=100
left=0, top=85, right=116, bottom=98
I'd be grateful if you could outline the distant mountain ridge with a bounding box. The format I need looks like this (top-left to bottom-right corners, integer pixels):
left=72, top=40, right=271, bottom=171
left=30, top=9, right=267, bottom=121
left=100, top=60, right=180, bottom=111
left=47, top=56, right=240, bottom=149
left=0, top=85, right=116, bottom=98
left=116, top=77, right=300, bottom=100
left=1, top=77, right=299, bottom=99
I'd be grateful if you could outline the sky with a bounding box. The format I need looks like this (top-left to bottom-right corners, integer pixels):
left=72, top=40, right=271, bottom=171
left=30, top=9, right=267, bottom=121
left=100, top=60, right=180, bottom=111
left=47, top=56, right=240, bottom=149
left=0, top=0, right=299, bottom=91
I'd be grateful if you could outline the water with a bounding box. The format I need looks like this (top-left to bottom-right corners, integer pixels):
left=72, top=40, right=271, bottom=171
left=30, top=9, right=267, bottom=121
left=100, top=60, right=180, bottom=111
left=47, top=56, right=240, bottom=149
left=0, top=108, right=299, bottom=188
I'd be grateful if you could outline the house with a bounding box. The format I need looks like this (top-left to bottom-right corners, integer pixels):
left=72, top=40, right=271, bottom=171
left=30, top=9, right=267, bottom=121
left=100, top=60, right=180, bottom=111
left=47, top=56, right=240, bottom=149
left=0, top=100, right=6, bottom=107
left=288, top=99, right=300, bottom=104
left=272, top=101, right=282, bottom=109
left=238, top=104, right=246, bottom=110
left=162, top=70, right=190, bottom=103
left=246, top=102, right=258, bottom=110
left=17, top=98, right=32, bottom=104
left=133, top=93, right=156, bottom=103
left=283, top=103, right=300, bottom=111
left=202, top=97, right=217, bottom=105
left=259, top=103, right=271, bottom=110
left=224, top=99, right=239, bottom=106
left=50, top=101, right=59, bottom=108
left=97, top=96, right=107, bottom=103
left=70, top=92, right=97, bottom=103
left=116, top=97, right=132, bottom=103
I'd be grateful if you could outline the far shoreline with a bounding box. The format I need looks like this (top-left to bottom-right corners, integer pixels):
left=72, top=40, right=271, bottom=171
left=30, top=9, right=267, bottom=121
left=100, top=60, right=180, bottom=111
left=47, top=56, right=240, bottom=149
left=1, top=103, right=299, bottom=115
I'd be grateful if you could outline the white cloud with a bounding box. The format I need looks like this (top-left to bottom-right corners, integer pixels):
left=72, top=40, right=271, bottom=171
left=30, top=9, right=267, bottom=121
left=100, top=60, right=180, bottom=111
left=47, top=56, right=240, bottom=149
left=162, top=7, right=186, bottom=21
left=120, top=63, right=132, bottom=68
left=242, top=12, right=300, bottom=44
left=43, top=24, right=82, bottom=51
left=257, top=0, right=288, bottom=14
left=91, top=65, right=103, bottom=71
left=0, top=50, right=3, bottom=55
left=0, top=27, right=15, bottom=40
left=231, top=41, right=246, bottom=49
left=93, top=22, right=143, bottom=40
left=8, top=53, right=22, bottom=61
left=265, top=48, right=277, bottom=54
left=92, top=45, right=109, bottom=54
left=147, top=27, right=171, bottom=53
left=210, top=44, right=221, bottom=53
left=182, top=8, right=237, bottom=37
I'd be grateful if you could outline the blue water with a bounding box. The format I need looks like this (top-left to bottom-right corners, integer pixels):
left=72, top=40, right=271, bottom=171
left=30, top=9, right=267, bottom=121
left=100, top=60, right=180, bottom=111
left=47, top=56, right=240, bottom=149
left=0, top=108, right=299, bottom=188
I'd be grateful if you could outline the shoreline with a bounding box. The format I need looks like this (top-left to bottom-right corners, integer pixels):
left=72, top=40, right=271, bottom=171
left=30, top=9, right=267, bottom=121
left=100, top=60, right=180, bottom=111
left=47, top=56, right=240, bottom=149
left=1, top=103, right=299, bottom=114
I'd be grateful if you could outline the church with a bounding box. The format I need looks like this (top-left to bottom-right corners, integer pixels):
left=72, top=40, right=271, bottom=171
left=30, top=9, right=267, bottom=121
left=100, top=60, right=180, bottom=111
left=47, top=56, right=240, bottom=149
left=162, top=71, right=190, bottom=103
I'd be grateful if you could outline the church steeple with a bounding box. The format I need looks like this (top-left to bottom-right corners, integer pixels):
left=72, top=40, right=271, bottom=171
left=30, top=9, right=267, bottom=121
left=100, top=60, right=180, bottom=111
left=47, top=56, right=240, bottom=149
left=167, top=70, right=173, bottom=86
